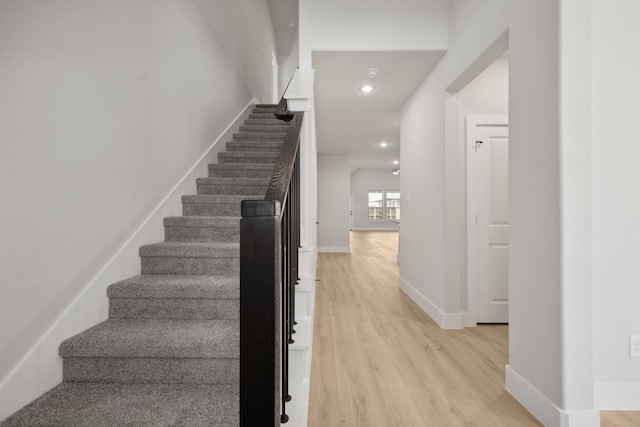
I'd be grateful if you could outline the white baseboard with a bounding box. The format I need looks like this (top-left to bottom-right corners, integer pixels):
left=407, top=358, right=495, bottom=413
left=351, top=227, right=399, bottom=231
left=318, top=246, right=350, bottom=253
left=0, top=101, right=256, bottom=422
left=398, top=276, right=463, bottom=329
left=595, top=382, right=640, bottom=410
left=506, top=365, right=600, bottom=427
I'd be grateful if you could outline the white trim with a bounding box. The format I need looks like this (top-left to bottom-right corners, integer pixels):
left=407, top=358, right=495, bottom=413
left=398, top=276, right=463, bottom=329
left=506, top=365, right=600, bottom=427
left=595, top=382, right=640, bottom=410
left=0, top=100, right=256, bottom=422
left=351, top=227, right=399, bottom=231
left=318, top=246, right=350, bottom=253
left=465, top=115, right=508, bottom=327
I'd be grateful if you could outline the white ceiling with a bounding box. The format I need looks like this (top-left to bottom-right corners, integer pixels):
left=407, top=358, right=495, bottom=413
left=266, top=0, right=298, bottom=55
left=313, top=51, right=444, bottom=170
left=266, top=1, right=445, bottom=171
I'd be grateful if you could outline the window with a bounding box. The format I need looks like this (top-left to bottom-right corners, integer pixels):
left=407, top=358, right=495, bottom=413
left=368, top=190, right=383, bottom=220
left=368, top=190, right=400, bottom=221
left=386, top=191, right=401, bottom=220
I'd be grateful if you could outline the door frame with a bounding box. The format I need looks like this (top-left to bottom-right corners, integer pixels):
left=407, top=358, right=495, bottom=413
left=465, top=115, right=508, bottom=326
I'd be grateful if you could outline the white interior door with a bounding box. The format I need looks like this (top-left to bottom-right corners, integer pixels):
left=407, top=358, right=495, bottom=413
left=468, top=118, right=509, bottom=324
left=349, top=193, right=354, bottom=230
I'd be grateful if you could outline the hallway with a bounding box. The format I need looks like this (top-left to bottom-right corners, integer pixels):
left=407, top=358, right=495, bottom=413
left=307, top=231, right=637, bottom=426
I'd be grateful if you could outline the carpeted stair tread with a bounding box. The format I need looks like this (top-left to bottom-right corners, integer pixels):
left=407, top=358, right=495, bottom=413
left=244, top=118, right=287, bottom=126
left=164, top=216, right=240, bottom=242
left=164, top=216, right=239, bottom=228
left=140, top=241, right=238, bottom=258
left=59, top=318, right=238, bottom=359
left=209, top=163, right=276, bottom=171
left=0, top=382, right=238, bottom=427
left=182, top=194, right=263, bottom=217
left=232, top=132, right=286, bottom=141
left=196, top=177, right=271, bottom=186
left=107, top=275, right=239, bottom=320
left=140, top=242, right=239, bottom=275
left=109, top=298, right=238, bottom=320
left=208, top=163, right=276, bottom=177
left=218, top=151, right=280, bottom=164
left=63, top=356, right=238, bottom=384
left=253, top=104, right=277, bottom=112
left=196, top=177, right=269, bottom=196
left=108, top=275, right=238, bottom=300
left=239, top=124, right=290, bottom=133
left=182, top=194, right=264, bottom=204
left=248, top=112, right=278, bottom=120
left=225, top=141, right=283, bottom=152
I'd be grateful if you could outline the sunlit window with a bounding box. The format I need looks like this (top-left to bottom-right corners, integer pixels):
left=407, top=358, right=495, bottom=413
left=368, top=190, right=400, bottom=221
left=368, top=190, right=383, bottom=220
left=386, top=191, right=401, bottom=220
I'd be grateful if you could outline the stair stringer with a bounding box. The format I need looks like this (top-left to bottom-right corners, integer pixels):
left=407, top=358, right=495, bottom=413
left=0, top=101, right=257, bottom=423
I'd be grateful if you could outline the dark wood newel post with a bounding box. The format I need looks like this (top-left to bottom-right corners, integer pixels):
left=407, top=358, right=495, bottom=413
left=240, top=200, right=282, bottom=427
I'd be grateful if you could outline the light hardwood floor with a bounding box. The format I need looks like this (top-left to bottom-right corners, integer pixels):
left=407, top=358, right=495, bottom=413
left=307, top=231, right=640, bottom=427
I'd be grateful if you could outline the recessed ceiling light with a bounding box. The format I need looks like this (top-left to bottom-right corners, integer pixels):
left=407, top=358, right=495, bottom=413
left=392, top=169, right=400, bottom=175
left=380, top=142, right=388, bottom=148
left=360, top=84, right=374, bottom=93
left=393, top=160, right=399, bottom=165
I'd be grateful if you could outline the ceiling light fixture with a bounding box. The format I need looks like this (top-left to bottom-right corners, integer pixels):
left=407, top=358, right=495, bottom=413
left=380, top=142, right=388, bottom=148
left=393, top=160, right=399, bottom=165
left=392, top=169, right=400, bottom=175
left=366, top=68, right=379, bottom=79
left=360, top=84, right=374, bottom=93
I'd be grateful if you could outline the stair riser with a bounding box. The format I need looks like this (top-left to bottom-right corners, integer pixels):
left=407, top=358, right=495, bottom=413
left=197, top=184, right=267, bottom=196
left=183, top=203, right=242, bottom=217
left=225, top=143, right=283, bottom=153
left=248, top=113, right=279, bottom=120
left=165, top=225, right=239, bottom=242
left=63, top=358, right=238, bottom=384
left=245, top=119, right=287, bottom=126
left=141, top=257, right=239, bottom=276
left=240, top=125, right=289, bottom=131
left=233, top=133, right=286, bottom=141
left=109, top=298, right=238, bottom=320
left=218, top=155, right=278, bottom=165
left=208, top=167, right=275, bottom=178
left=252, top=108, right=276, bottom=113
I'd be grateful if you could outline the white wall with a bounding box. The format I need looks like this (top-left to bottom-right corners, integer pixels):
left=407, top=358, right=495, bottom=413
left=592, top=0, right=640, bottom=410
left=399, top=0, right=508, bottom=328
left=194, top=0, right=278, bottom=104
left=278, top=35, right=299, bottom=97
left=507, top=1, right=600, bottom=425
left=350, top=168, right=400, bottom=231
left=298, top=0, right=449, bottom=68
left=317, top=154, right=351, bottom=252
left=459, top=58, right=509, bottom=117
left=0, top=0, right=276, bottom=420
left=506, top=0, right=565, bottom=419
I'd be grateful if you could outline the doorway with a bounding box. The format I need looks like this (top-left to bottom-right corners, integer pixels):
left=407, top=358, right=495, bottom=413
left=467, top=116, right=509, bottom=324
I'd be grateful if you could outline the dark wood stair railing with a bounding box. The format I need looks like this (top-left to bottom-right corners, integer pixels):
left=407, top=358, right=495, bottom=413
left=239, top=94, right=303, bottom=426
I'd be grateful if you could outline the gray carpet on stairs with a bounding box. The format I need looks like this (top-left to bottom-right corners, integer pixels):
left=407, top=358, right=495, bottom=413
left=0, top=104, right=284, bottom=427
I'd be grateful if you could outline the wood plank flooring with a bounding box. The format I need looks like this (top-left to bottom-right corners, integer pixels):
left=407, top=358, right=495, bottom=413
left=307, top=231, right=640, bottom=427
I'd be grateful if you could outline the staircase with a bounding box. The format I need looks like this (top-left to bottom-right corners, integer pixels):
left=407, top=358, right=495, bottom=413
left=0, top=105, right=290, bottom=427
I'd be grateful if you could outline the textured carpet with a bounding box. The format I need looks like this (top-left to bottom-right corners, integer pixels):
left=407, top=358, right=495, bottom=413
left=1, top=105, right=285, bottom=427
